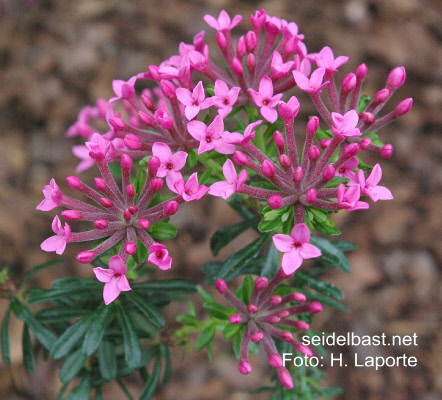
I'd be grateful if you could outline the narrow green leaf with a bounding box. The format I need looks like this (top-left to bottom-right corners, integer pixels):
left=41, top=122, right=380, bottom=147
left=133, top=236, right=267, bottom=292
left=116, top=303, right=141, bottom=369
left=160, top=345, right=172, bottom=385
left=36, top=307, right=89, bottom=323
left=238, top=276, right=254, bottom=304
left=52, top=315, right=93, bottom=359
left=66, top=378, right=91, bottom=400
left=98, top=340, right=117, bottom=381
left=52, top=277, right=102, bottom=290
left=1, top=306, right=11, bottom=365
left=18, top=259, right=64, bottom=289
left=26, top=288, right=94, bottom=305
left=126, top=291, right=165, bottom=329
left=357, top=94, right=371, bottom=113
left=311, top=216, right=341, bottom=235
left=10, top=298, right=57, bottom=351
left=195, top=324, right=216, bottom=351
left=82, top=305, right=113, bottom=356
left=258, top=217, right=284, bottom=232
left=200, top=262, right=223, bottom=280
left=22, top=324, right=35, bottom=373
left=210, top=218, right=258, bottom=256
left=139, top=357, right=161, bottom=400
left=148, top=221, right=177, bottom=240
left=196, top=285, right=215, bottom=304
left=131, top=279, right=196, bottom=293
left=261, top=242, right=279, bottom=279
left=222, top=322, right=242, bottom=341
left=295, top=272, right=344, bottom=301
left=310, top=236, right=351, bottom=272
left=60, top=347, right=87, bottom=383
left=334, top=241, right=357, bottom=252
left=203, top=303, right=230, bottom=320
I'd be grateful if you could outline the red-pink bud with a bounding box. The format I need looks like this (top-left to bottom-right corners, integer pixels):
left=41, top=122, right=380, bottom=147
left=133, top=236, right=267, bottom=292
left=124, top=134, right=142, bottom=150
left=100, top=198, right=113, bottom=208
left=109, top=116, right=125, bottom=130
left=279, top=154, right=291, bottom=170
left=386, top=66, right=406, bottom=90
left=238, top=361, right=252, bottom=375
left=267, top=314, right=280, bottom=324
left=360, top=137, right=372, bottom=150
left=254, top=276, right=268, bottom=290
left=261, top=160, right=275, bottom=178
left=150, top=178, right=163, bottom=191
left=277, top=310, right=290, bottom=319
left=308, top=145, right=320, bottom=161
left=160, top=80, right=176, bottom=99
left=233, top=151, right=250, bottom=165
left=381, top=144, right=393, bottom=159
left=245, top=30, right=257, bottom=52
left=305, top=188, right=317, bottom=204
left=66, top=176, right=83, bottom=190
left=94, top=219, right=108, bottom=230
left=120, top=153, right=132, bottom=170
left=216, top=31, right=227, bottom=50
left=250, top=332, right=263, bottom=342
left=154, top=110, right=174, bottom=130
left=394, top=98, right=413, bottom=116
left=322, top=164, right=335, bottom=182
left=293, top=320, right=310, bottom=331
left=295, top=344, right=313, bottom=357
left=355, top=63, right=368, bottom=80
left=236, top=36, right=246, bottom=58
left=280, top=330, right=293, bottom=342
left=307, top=116, right=320, bottom=135
left=229, top=314, right=242, bottom=324
left=140, top=93, right=154, bottom=110
left=247, top=304, right=258, bottom=313
left=341, top=73, right=356, bottom=93
left=138, top=218, right=151, bottom=230
left=374, top=88, right=390, bottom=104
left=278, top=97, right=300, bottom=120
left=138, top=111, right=154, bottom=126
left=361, top=111, right=375, bottom=125
left=215, top=279, right=227, bottom=294
left=343, top=143, right=360, bottom=157
left=292, top=166, right=304, bottom=183
left=231, top=57, right=244, bottom=75
left=270, top=295, right=282, bottom=306
left=320, top=138, right=332, bottom=149
left=128, top=206, right=138, bottom=214
left=123, top=210, right=132, bottom=221
left=76, top=250, right=95, bottom=264
left=277, top=367, right=294, bottom=389
left=148, top=156, right=161, bottom=174
left=308, top=301, right=323, bottom=314
left=147, top=65, right=160, bottom=81
left=290, top=292, right=306, bottom=302
left=268, top=195, right=283, bottom=210
left=61, top=210, right=80, bottom=221
left=125, top=241, right=137, bottom=255
left=164, top=201, right=179, bottom=216
left=126, top=184, right=135, bottom=197
left=246, top=53, right=256, bottom=70
left=268, top=353, right=283, bottom=368
left=94, top=177, right=106, bottom=191
left=273, top=130, right=285, bottom=149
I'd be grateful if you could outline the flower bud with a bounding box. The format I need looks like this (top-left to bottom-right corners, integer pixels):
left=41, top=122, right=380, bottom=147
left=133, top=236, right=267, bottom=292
left=322, top=164, right=335, bottom=181
left=261, top=160, right=275, bottom=178
left=307, top=116, right=319, bottom=135
left=246, top=53, right=256, bottom=70
left=290, top=292, right=306, bottom=302
left=160, top=79, right=176, bottom=99
left=215, top=279, right=227, bottom=294
left=140, top=93, right=154, bottom=110
left=164, top=200, right=179, bottom=216
left=233, top=151, right=249, bottom=165
left=386, top=66, right=406, bottom=90
left=341, top=73, right=356, bottom=93
left=229, top=314, right=242, bottom=324
left=394, top=98, right=413, bottom=116
left=277, top=368, right=294, bottom=389
left=76, top=250, right=95, bottom=264
left=361, top=111, right=375, bottom=125
left=216, top=31, right=227, bottom=50
left=280, top=331, right=293, bottom=342
left=138, top=218, right=151, bottom=230
left=267, top=314, right=280, bottom=324
left=250, top=332, right=263, bottom=342
left=278, top=97, right=300, bottom=120
left=284, top=35, right=298, bottom=55
left=360, top=137, right=372, bottom=150
left=126, top=184, right=135, bottom=197
left=294, top=343, right=313, bottom=357
left=270, top=295, right=282, bottom=306
left=123, top=210, right=132, bottom=221
left=247, top=304, right=258, bottom=313
left=148, top=156, right=161, bottom=174
left=124, top=134, right=142, bottom=150
left=61, top=210, right=80, bottom=221
left=268, top=195, right=283, bottom=210
left=100, top=198, right=113, bottom=208
left=238, top=361, right=252, bottom=375
left=308, top=301, right=323, bottom=314
left=273, top=130, right=285, bottom=149
left=109, top=115, right=125, bottom=130
left=138, top=111, right=154, bottom=126
left=154, top=110, right=174, bottom=130
left=305, top=188, right=317, bottom=204
left=254, top=276, right=268, bottom=290
left=128, top=206, right=138, bottom=214
left=320, top=138, right=331, bottom=149
left=381, top=144, right=393, bottom=159
left=121, top=153, right=132, bottom=171
left=308, top=145, right=320, bottom=161
left=94, top=219, right=108, bottom=230
left=245, top=30, right=257, bottom=52
left=236, top=36, right=246, bottom=58
left=355, top=63, right=368, bottom=80
left=277, top=310, right=290, bottom=319
left=292, top=166, right=304, bottom=183
left=94, top=177, right=106, bottom=191
left=66, top=176, right=83, bottom=190
left=231, top=57, right=244, bottom=75
left=126, top=241, right=137, bottom=255
left=343, top=143, right=360, bottom=158
left=374, top=88, right=390, bottom=104
left=147, top=65, right=160, bottom=81
left=268, top=353, right=283, bottom=368
left=293, top=320, right=310, bottom=331
left=150, top=178, right=163, bottom=191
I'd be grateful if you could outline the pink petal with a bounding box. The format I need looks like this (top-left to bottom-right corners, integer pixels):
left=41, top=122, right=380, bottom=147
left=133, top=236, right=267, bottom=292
left=207, top=115, right=224, bottom=139
left=184, top=105, right=200, bottom=120
left=187, top=120, right=208, bottom=141
left=248, top=89, right=263, bottom=107
left=152, top=142, right=172, bottom=165
left=341, top=110, right=359, bottom=132
left=365, top=186, right=393, bottom=202
left=208, top=181, right=235, bottom=199
left=290, top=223, right=310, bottom=244
left=281, top=249, right=303, bottom=275
left=204, top=14, right=220, bottom=30
left=222, top=159, right=237, bottom=184
left=116, top=275, right=131, bottom=292
left=213, top=138, right=236, bottom=154
left=103, top=278, right=121, bottom=305
left=236, top=169, right=248, bottom=189
left=52, top=215, right=63, bottom=235
left=109, top=255, right=128, bottom=274
left=230, top=15, right=242, bottom=29
left=176, top=87, right=193, bottom=106
left=292, top=70, right=311, bottom=92
left=170, top=151, right=188, bottom=171
left=299, top=243, right=321, bottom=259
left=214, top=79, right=229, bottom=96
left=218, top=10, right=231, bottom=29
left=259, top=75, right=274, bottom=98
left=272, top=234, right=295, bottom=253
left=310, top=68, right=326, bottom=90
left=366, top=164, right=383, bottom=187
left=93, top=267, right=115, bottom=283
left=260, top=105, right=278, bottom=123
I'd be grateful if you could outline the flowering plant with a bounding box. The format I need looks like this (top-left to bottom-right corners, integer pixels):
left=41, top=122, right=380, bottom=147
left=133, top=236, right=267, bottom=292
left=0, top=9, right=411, bottom=399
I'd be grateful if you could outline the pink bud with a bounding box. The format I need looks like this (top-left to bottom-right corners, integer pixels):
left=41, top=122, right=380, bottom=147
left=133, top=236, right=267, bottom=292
left=138, top=111, right=154, bottom=126
left=343, top=143, right=360, bottom=158
left=270, top=295, right=282, bottom=306
left=125, top=241, right=137, bottom=255
left=94, top=177, right=106, bottom=191
left=247, top=304, right=258, bottom=313
left=268, top=353, right=283, bottom=368
left=361, top=111, right=375, bottom=125
left=245, top=31, right=257, bottom=52
left=279, top=155, right=291, bottom=170
left=277, top=310, right=290, bottom=319
left=164, top=201, right=179, bottom=216
left=267, top=315, right=280, bottom=324
left=150, top=178, right=163, bottom=191
left=76, top=250, right=95, bottom=264
left=254, top=276, right=268, bottom=290
left=128, top=206, right=138, bottom=214
left=280, top=330, right=293, bottom=342
left=154, top=110, right=174, bottom=130
left=341, top=73, right=356, bottom=93
left=231, top=57, right=244, bottom=75
left=273, top=130, right=285, bottom=149
left=124, top=134, right=142, bottom=150
left=121, top=83, right=135, bottom=100
left=308, top=301, right=323, bottom=314
left=141, top=93, right=154, bottom=110
left=322, top=164, right=335, bottom=181
left=100, top=198, right=113, bottom=208
left=294, top=343, right=313, bottom=357
left=284, top=36, right=297, bottom=55
left=261, top=160, right=275, bottom=178
left=355, top=63, right=368, bottom=80
left=320, top=138, right=331, bottom=149
left=236, top=36, right=246, bottom=58
left=386, top=66, right=406, bottom=90
left=305, top=188, right=317, bottom=204
left=121, top=153, right=132, bottom=170
left=293, top=166, right=304, bottom=183
left=250, top=332, right=263, bottom=342
left=307, top=116, right=319, bottom=135
left=308, top=145, right=320, bottom=161
left=216, top=31, right=227, bottom=50
left=360, top=137, right=372, bottom=150
left=123, top=210, right=132, bottom=221
left=374, top=88, right=390, bottom=104
left=215, top=279, right=227, bottom=294
left=126, top=184, right=135, bottom=197
left=148, top=65, right=160, bottom=81
left=290, top=292, right=306, bottom=302
left=94, top=219, right=108, bottom=230
left=61, top=210, right=80, bottom=221
left=381, top=144, right=393, bottom=159
left=148, top=156, right=161, bottom=174
left=278, top=97, right=300, bottom=120
left=160, top=80, right=176, bottom=99
left=394, top=98, right=413, bottom=116
left=229, top=314, right=242, bottom=324
left=138, top=218, right=151, bottom=230
left=109, top=116, right=125, bottom=130
left=238, top=361, right=252, bottom=375
left=268, top=195, right=283, bottom=210
left=277, top=367, right=294, bottom=389
left=66, top=176, right=83, bottom=190
left=246, top=53, right=256, bottom=70
left=233, top=151, right=250, bottom=165
left=293, top=320, right=310, bottom=331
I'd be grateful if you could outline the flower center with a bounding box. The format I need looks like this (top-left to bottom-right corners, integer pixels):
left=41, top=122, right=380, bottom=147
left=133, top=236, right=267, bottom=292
left=157, top=251, right=164, bottom=258
left=167, top=163, right=173, bottom=169
left=294, top=242, right=301, bottom=248
left=206, top=137, right=211, bottom=143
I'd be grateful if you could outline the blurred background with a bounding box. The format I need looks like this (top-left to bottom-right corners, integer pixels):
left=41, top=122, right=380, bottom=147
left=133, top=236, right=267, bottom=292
left=0, top=0, right=440, bottom=399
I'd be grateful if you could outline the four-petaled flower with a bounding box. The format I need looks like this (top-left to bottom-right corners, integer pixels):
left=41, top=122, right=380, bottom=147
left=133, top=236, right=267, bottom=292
left=337, top=184, right=369, bottom=211
left=171, top=173, right=209, bottom=202
left=352, top=164, right=393, bottom=202
left=40, top=216, right=71, bottom=255
left=248, top=75, right=283, bottom=123
left=176, top=81, right=213, bottom=120
left=315, top=46, right=348, bottom=73
left=148, top=243, right=173, bottom=270
left=212, top=80, right=241, bottom=118
left=204, top=10, right=242, bottom=32
left=208, top=159, right=248, bottom=199
left=152, top=142, right=188, bottom=189
left=36, top=178, right=62, bottom=211
left=221, top=120, right=262, bottom=145
left=331, top=110, right=361, bottom=138
left=293, top=68, right=329, bottom=94
left=93, top=255, right=131, bottom=305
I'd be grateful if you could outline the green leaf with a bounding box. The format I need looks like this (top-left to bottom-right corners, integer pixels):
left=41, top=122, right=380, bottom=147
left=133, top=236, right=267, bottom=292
left=200, top=261, right=223, bottom=281
left=131, top=279, right=196, bottom=293
left=160, top=344, right=172, bottom=385
left=148, top=221, right=177, bottom=240
left=10, top=297, right=57, bottom=351
left=295, top=272, right=344, bottom=301
left=258, top=216, right=285, bottom=232
left=36, top=307, right=89, bottom=323
left=195, top=324, right=216, bottom=352
left=82, top=305, right=113, bottom=356
left=22, top=324, right=35, bottom=373
left=52, top=277, right=103, bottom=290
left=237, top=275, right=254, bottom=304
left=196, top=285, right=215, bottom=304
left=357, top=94, right=371, bottom=113
left=310, top=236, right=351, bottom=272
left=261, top=242, right=280, bottom=279
left=116, top=303, right=141, bottom=369
left=334, top=241, right=357, bottom=252
left=186, top=149, right=198, bottom=168
left=60, top=347, right=87, bottom=383
left=222, top=322, right=242, bottom=341
left=66, top=378, right=91, bottom=400
left=210, top=218, right=258, bottom=256
left=1, top=306, right=11, bottom=365
left=126, top=291, right=165, bottom=329
left=311, top=216, right=341, bottom=236
left=18, top=259, right=64, bottom=289
left=139, top=357, right=161, bottom=400
left=98, top=340, right=117, bottom=381
left=203, top=303, right=230, bottom=320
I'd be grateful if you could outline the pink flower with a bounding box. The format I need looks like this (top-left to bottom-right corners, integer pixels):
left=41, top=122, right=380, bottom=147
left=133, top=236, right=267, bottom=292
left=36, top=179, right=62, bottom=211
left=187, top=115, right=236, bottom=155
left=315, top=46, right=348, bottom=73
left=86, top=133, right=113, bottom=160
left=204, top=10, right=242, bottom=32
left=212, top=80, right=241, bottom=118
left=40, top=216, right=71, bottom=255
left=148, top=243, right=172, bottom=270
left=208, top=159, right=248, bottom=200
left=171, top=172, right=209, bottom=202
left=248, top=75, right=283, bottom=123
left=93, top=255, right=131, bottom=305
left=337, top=184, right=369, bottom=211
left=336, top=157, right=359, bottom=180
left=221, top=120, right=262, bottom=145
left=72, top=145, right=97, bottom=173
left=272, top=223, right=321, bottom=275
left=293, top=68, right=329, bottom=94
left=152, top=142, right=188, bottom=189
left=271, top=51, right=294, bottom=79
left=176, top=81, right=213, bottom=120
left=331, top=110, right=361, bottom=138
left=353, top=164, right=393, bottom=202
